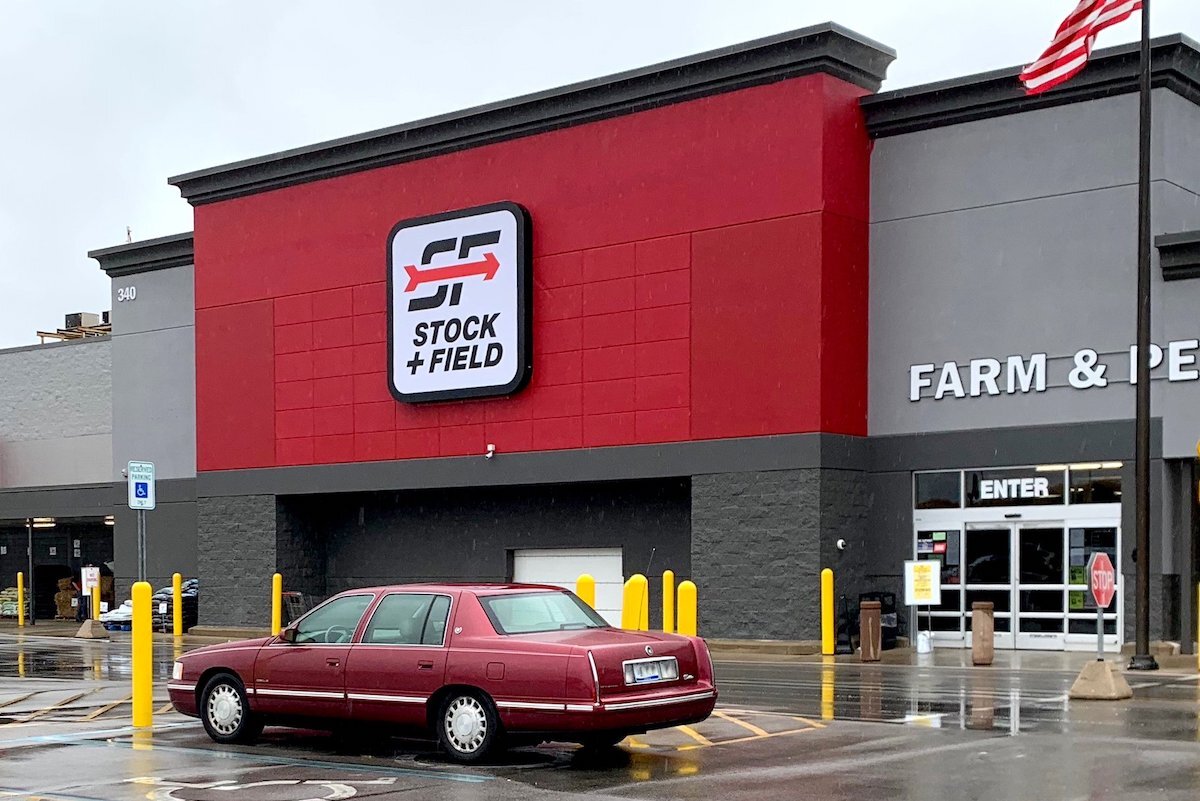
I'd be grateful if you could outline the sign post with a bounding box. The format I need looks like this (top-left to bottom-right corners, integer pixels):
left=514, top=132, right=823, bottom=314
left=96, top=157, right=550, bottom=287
left=1069, top=549, right=1130, bottom=699
left=127, top=461, right=156, bottom=582
left=904, top=560, right=942, bottom=653
left=1087, top=552, right=1117, bottom=661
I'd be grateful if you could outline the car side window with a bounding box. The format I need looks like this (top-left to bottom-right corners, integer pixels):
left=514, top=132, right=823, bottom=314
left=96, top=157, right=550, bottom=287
left=294, top=594, right=373, bottom=645
left=363, top=594, right=450, bottom=646
left=422, top=595, right=451, bottom=645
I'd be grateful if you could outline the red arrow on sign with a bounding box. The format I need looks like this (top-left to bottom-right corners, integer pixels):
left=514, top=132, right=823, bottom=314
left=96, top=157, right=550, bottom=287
left=402, top=252, right=500, bottom=292
left=1088, top=552, right=1116, bottom=609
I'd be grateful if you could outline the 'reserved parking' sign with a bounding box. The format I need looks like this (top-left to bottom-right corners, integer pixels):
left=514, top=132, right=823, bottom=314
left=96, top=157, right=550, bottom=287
left=387, top=202, right=532, bottom=403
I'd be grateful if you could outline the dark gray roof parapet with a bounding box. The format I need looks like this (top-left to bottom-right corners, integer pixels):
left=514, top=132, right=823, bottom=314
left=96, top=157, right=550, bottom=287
left=1156, top=230, right=1200, bottom=281
left=862, top=34, right=1200, bottom=138
left=168, top=23, right=895, bottom=206
left=89, top=232, right=195, bottom=277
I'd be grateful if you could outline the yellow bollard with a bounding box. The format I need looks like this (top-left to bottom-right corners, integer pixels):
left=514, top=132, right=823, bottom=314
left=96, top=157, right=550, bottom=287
left=621, top=574, right=648, bottom=630
left=131, top=581, right=153, bottom=728
left=576, top=573, right=596, bottom=609
left=271, top=573, right=283, bottom=636
left=172, top=573, right=183, bottom=637
left=640, top=580, right=649, bottom=631
left=91, top=584, right=100, bottom=621
left=16, top=572, right=24, bottom=628
left=677, top=580, right=697, bottom=636
left=662, top=570, right=675, bottom=634
left=821, top=568, right=835, bottom=656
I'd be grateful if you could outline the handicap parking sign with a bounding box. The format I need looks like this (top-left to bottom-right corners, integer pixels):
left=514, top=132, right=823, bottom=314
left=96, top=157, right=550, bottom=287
left=127, top=461, right=156, bottom=510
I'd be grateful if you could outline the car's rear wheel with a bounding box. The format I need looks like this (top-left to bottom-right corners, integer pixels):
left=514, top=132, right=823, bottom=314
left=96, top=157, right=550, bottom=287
left=200, top=673, right=263, bottom=744
left=437, top=691, right=500, bottom=763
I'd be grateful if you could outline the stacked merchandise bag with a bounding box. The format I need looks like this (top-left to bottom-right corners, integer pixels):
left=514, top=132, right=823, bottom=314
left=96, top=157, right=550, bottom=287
left=54, top=577, right=75, bottom=619
left=0, top=586, right=20, bottom=618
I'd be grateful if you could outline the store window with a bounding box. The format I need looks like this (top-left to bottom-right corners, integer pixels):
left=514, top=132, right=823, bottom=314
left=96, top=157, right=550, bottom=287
left=965, top=468, right=1065, bottom=507
left=915, top=472, right=961, bottom=509
left=1068, top=463, right=1123, bottom=504
left=1067, top=527, right=1119, bottom=612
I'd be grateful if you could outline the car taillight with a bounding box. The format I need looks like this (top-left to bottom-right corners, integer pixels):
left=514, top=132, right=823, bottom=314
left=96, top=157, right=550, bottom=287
left=587, top=650, right=600, bottom=704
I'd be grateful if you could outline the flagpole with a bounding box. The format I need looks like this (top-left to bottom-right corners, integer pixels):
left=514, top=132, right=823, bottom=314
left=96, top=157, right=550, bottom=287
left=1129, top=0, right=1158, bottom=671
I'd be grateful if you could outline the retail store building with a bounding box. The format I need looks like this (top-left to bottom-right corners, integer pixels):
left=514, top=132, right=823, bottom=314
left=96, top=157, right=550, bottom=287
left=9, top=22, right=1200, bottom=650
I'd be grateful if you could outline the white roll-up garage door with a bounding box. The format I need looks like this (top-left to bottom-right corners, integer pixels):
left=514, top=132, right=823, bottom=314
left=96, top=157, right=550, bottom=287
left=512, top=547, right=623, bottom=626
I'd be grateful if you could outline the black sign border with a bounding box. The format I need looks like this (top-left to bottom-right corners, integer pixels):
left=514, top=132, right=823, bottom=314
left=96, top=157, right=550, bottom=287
left=386, top=201, right=533, bottom=404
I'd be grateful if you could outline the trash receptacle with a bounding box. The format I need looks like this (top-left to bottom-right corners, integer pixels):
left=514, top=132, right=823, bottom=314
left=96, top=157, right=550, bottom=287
left=860, top=600, right=881, bottom=662
left=859, top=592, right=898, bottom=650
left=971, top=601, right=995, bottom=666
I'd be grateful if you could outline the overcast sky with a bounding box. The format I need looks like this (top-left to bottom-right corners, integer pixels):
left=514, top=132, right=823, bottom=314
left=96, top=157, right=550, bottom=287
left=1, top=1, right=1197, bottom=348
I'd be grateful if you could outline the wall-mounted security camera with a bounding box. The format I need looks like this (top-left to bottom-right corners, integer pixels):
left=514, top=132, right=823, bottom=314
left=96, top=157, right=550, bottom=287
left=836, top=538, right=847, bottom=551
left=485, top=443, right=496, bottom=459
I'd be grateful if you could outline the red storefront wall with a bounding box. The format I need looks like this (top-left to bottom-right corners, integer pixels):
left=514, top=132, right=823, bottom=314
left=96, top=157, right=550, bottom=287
left=194, top=73, right=870, bottom=471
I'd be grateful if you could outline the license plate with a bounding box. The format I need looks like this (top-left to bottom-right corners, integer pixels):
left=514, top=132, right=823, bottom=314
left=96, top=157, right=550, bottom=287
left=623, top=657, right=678, bottom=685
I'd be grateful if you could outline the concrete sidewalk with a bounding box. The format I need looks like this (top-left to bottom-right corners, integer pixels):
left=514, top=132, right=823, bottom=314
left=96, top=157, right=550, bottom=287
left=708, top=638, right=1200, bottom=673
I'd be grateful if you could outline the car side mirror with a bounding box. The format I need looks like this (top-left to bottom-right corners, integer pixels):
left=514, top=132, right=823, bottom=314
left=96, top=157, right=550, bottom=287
left=279, top=626, right=297, bottom=644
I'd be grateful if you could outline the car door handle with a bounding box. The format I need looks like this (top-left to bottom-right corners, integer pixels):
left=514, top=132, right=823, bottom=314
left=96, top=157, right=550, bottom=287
left=418, top=660, right=434, bottom=670
left=326, top=658, right=340, bottom=667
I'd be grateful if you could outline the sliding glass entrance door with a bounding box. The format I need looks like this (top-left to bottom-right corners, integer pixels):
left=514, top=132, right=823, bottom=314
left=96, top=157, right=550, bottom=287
left=964, top=525, right=1014, bottom=649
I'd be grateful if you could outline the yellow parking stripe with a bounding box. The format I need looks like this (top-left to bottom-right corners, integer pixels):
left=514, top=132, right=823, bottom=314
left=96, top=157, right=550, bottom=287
left=0, top=692, right=36, bottom=709
left=624, top=736, right=650, bottom=749
left=156, top=702, right=175, bottom=714
left=14, top=692, right=89, bottom=723
left=677, top=724, right=821, bottom=751
left=792, top=715, right=827, bottom=729
left=675, top=725, right=713, bottom=746
left=712, top=710, right=770, bottom=737
left=82, top=694, right=133, bottom=721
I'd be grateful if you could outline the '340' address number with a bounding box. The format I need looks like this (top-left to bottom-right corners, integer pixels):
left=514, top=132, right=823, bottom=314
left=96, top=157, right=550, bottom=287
left=117, top=286, right=137, bottom=302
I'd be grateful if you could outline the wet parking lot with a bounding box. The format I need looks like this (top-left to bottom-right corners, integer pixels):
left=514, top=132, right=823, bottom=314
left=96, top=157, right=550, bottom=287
left=1, top=634, right=1199, bottom=800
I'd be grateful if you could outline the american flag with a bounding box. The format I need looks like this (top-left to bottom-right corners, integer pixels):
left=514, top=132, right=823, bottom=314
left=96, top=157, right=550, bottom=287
left=1020, top=0, right=1143, bottom=94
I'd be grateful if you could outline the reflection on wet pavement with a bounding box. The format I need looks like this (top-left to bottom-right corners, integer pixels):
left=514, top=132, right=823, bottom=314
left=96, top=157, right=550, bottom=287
left=2, top=637, right=1199, bottom=800
left=717, top=656, right=1200, bottom=740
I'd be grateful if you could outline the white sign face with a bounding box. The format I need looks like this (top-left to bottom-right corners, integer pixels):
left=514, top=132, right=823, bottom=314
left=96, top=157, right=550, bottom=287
left=388, top=202, right=531, bottom=402
left=904, top=560, right=943, bottom=606
left=82, top=566, right=100, bottom=591
left=127, top=460, right=156, bottom=510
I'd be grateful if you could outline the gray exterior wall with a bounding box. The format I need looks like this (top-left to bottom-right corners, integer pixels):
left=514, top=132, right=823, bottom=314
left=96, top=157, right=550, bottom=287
left=0, top=338, right=111, bottom=488
left=691, top=468, right=868, bottom=640
left=203, top=480, right=691, bottom=629
left=868, top=88, right=1200, bottom=642
left=108, top=262, right=198, bottom=597
left=109, top=264, right=196, bottom=481
left=870, top=89, right=1200, bottom=459
left=197, top=494, right=276, bottom=627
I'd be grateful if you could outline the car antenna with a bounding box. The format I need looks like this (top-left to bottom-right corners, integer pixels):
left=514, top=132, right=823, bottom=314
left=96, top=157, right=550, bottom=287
left=645, top=547, right=657, bottom=576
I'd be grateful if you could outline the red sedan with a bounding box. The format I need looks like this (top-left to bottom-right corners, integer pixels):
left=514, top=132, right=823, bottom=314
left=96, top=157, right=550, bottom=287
left=168, top=583, right=717, bottom=762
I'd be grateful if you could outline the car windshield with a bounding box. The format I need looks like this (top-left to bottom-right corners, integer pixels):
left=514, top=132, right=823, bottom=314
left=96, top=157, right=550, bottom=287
left=479, top=591, right=609, bottom=635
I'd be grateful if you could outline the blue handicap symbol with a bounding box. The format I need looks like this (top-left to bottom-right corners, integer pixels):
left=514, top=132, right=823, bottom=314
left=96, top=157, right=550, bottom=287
left=135, top=482, right=149, bottom=498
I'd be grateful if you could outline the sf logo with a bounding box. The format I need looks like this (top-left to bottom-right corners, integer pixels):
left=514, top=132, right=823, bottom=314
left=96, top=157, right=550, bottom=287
left=403, top=230, right=502, bottom=311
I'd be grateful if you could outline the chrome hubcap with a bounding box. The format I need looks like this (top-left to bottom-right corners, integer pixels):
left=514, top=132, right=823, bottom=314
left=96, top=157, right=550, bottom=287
left=444, top=696, right=487, bottom=753
left=206, top=683, right=243, bottom=736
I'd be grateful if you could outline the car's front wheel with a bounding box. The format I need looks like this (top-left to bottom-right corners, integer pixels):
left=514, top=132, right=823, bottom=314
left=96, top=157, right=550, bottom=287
left=437, top=691, right=500, bottom=763
left=200, top=673, right=263, bottom=744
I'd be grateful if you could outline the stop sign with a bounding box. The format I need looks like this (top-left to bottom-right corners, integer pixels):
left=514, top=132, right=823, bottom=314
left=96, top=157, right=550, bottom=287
left=1088, top=552, right=1116, bottom=609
